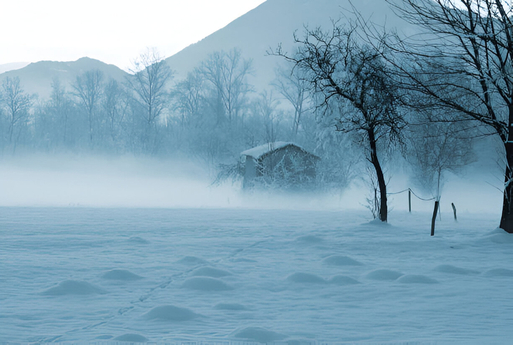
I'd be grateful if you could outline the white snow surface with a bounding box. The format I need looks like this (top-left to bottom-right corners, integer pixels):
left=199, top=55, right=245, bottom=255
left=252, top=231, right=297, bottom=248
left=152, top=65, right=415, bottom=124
left=1, top=207, right=512, bottom=344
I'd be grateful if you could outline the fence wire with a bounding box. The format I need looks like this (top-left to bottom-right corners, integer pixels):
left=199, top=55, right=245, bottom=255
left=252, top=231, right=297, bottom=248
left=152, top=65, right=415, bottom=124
left=387, top=188, right=436, bottom=201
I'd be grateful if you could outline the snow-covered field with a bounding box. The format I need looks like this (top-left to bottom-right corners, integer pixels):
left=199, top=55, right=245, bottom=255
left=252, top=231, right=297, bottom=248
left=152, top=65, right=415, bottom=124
left=1, top=206, right=512, bottom=344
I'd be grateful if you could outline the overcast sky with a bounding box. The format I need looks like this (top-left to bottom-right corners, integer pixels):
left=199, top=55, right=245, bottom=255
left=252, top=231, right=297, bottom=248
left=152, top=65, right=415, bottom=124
left=0, top=0, right=266, bottom=70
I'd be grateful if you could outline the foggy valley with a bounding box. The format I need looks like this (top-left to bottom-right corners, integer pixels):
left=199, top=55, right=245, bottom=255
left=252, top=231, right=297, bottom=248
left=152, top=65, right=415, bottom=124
left=1, top=0, right=513, bottom=343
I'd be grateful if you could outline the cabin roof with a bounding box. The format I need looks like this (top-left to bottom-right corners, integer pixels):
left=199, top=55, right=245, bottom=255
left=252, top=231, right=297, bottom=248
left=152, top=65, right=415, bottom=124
left=241, top=142, right=319, bottom=160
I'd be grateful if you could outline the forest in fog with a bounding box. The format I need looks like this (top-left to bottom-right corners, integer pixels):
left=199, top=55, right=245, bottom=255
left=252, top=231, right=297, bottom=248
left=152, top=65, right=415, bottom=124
left=0, top=47, right=355, bottom=192
left=2, top=0, right=513, bottom=227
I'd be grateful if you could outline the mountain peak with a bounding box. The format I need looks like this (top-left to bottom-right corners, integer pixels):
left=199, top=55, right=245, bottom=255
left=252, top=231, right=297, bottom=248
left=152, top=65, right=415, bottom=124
left=166, top=0, right=409, bottom=89
left=0, top=57, right=129, bottom=98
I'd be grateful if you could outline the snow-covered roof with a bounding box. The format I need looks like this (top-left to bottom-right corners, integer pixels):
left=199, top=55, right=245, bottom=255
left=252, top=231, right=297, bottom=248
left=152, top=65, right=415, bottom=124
left=241, top=142, right=315, bottom=159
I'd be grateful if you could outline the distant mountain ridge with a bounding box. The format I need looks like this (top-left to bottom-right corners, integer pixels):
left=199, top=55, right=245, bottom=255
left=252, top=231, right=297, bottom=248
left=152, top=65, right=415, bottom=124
left=0, top=62, right=30, bottom=74
left=0, top=57, right=128, bottom=99
left=165, top=0, right=411, bottom=89
left=0, top=0, right=410, bottom=99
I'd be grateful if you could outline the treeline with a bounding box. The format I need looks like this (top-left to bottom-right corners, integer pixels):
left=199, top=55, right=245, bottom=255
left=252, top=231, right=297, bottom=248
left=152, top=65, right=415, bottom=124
left=3, top=0, right=505, bottom=227
left=0, top=48, right=352, bottom=189
left=0, top=50, right=277, bottom=154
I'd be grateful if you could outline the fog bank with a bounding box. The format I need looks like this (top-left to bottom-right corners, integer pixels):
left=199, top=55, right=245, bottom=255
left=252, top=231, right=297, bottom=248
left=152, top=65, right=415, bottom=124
left=0, top=154, right=503, bottom=217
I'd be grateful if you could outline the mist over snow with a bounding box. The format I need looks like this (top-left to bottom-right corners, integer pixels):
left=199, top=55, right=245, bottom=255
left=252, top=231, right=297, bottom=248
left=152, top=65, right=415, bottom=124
left=0, top=152, right=504, bottom=216
left=2, top=0, right=513, bottom=343
left=0, top=155, right=231, bottom=208
left=0, top=154, right=355, bottom=210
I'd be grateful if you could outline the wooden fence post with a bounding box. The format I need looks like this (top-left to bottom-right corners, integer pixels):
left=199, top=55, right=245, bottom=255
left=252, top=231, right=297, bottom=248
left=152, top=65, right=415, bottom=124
left=408, top=189, right=411, bottom=213
left=451, top=203, right=457, bottom=221
left=431, top=201, right=439, bottom=236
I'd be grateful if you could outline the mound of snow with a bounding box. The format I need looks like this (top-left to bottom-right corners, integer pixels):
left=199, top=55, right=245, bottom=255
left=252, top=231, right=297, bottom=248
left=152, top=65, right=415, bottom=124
left=482, top=228, right=513, bottom=244
left=114, top=334, right=148, bottom=342
left=182, top=277, right=233, bottom=291
left=322, top=255, right=363, bottom=266
left=366, top=269, right=404, bottom=281
left=433, top=265, right=479, bottom=275
left=143, top=305, right=200, bottom=322
left=127, top=236, right=150, bottom=244
left=233, top=326, right=287, bottom=343
left=287, top=339, right=317, bottom=345
left=295, top=235, right=323, bottom=243
left=176, top=256, right=209, bottom=265
left=328, top=275, right=360, bottom=285
left=42, top=280, right=106, bottom=296
left=286, top=272, right=326, bottom=284
left=191, top=267, right=232, bottom=278
left=397, top=275, right=438, bottom=284
left=367, top=219, right=391, bottom=227
left=102, top=269, right=143, bottom=281
left=483, top=268, right=513, bottom=277
left=214, top=303, right=248, bottom=311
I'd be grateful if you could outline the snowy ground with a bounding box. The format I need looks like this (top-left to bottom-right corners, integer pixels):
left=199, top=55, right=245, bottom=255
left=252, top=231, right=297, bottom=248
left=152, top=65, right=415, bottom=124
left=1, top=206, right=513, bottom=344
left=1, top=155, right=512, bottom=344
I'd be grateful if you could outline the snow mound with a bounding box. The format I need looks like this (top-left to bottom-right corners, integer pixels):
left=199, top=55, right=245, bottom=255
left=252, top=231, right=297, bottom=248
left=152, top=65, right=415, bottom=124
left=368, top=219, right=391, bottom=227
left=286, top=272, right=327, bottom=284
left=295, top=235, right=323, bottom=243
left=114, top=334, right=148, bottom=342
left=287, top=340, right=317, bottom=345
left=191, top=267, right=232, bottom=278
left=433, top=264, right=479, bottom=275
left=482, top=228, right=513, bottom=244
left=182, top=277, right=233, bottom=291
left=483, top=268, right=513, bottom=277
left=127, top=236, right=150, bottom=244
left=233, top=326, right=287, bottom=343
left=366, top=269, right=404, bottom=281
left=322, top=255, right=363, bottom=266
left=397, top=275, right=439, bottom=284
left=143, top=305, right=200, bottom=322
left=102, top=269, right=143, bottom=281
left=328, top=275, right=360, bottom=285
left=176, top=256, right=209, bottom=265
left=42, top=280, right=106, bottom=296
left=214, top=303, right=248, bottom=311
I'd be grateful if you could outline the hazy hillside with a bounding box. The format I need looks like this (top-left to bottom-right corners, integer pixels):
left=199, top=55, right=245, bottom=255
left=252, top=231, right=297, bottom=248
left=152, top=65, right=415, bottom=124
left=0, top=57, right=129, bottom=99
left=166, top=0, right=412, bottom=89
left=0, top=0, right=412, bottom=99
left=0, top=62, right=30, bottom=74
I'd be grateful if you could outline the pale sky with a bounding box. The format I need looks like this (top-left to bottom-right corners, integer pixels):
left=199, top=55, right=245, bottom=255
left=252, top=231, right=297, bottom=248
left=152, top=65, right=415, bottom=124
left=0, top=0, right=266, bottom=70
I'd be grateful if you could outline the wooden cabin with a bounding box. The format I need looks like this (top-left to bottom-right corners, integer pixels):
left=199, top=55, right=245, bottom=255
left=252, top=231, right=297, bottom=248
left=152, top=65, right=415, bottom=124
left=241, top=142, right=320, bottom=189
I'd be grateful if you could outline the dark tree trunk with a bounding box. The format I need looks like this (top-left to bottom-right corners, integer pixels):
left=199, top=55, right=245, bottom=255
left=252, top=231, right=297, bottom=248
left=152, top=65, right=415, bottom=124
left=500, top=141, right=513, bottom=233
left=368, top=128, right=388, bottom=222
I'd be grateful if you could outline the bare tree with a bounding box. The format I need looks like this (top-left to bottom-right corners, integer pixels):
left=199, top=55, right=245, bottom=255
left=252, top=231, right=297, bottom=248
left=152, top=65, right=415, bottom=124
left=1, top=76, right=33, bottom=150
left=273, top=22, right=404, bottom=222
left=273, top=64, right=311, bottom=137
left=378, top=0, right=513, bottom=232
left=73, top=70, right=104, bottom=145
left=48, top=77, right=77, bottom=147
left=253, top=91, right=283, bottom=144
left=171, top=71, right=205, bottom=128
left=197, top=48, right=253, bottom=125
left=126, top=48, right=173, bottom=152
left=407, top=120, right=475, bottom=200
left=102, top=78, right=123, bottom=145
